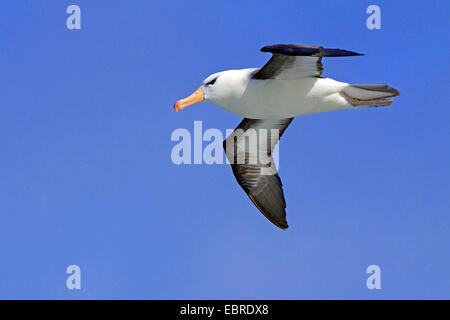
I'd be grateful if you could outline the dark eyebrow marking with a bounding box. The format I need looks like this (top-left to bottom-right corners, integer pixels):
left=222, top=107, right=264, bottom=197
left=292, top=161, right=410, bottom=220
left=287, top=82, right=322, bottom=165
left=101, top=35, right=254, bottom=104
left=206, top=77, right=217, bottom=86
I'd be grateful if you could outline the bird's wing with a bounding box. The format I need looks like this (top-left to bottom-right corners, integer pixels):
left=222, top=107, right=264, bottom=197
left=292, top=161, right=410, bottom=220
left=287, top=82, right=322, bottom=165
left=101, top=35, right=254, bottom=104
left=252, top=44, right=363, bottom=80
left=223, top=118, right=293, bottom=229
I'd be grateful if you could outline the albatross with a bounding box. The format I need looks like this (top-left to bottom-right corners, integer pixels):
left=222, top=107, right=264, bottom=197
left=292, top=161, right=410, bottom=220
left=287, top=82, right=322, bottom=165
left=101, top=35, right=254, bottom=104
left=174, top=44, right=400, bottom=230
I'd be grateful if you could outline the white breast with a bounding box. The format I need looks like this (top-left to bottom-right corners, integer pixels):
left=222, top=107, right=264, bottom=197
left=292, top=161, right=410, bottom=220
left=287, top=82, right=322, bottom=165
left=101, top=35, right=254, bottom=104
left=227, top=76, right=352, bottom=119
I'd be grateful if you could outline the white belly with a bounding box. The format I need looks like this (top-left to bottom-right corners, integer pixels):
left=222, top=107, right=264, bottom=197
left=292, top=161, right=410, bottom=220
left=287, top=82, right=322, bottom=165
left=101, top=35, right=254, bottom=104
left=229, top=77, right=352, bottom=119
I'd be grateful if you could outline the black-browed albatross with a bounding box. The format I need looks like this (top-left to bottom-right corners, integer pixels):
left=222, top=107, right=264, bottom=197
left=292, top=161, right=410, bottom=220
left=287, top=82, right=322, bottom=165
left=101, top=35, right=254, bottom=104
left=174, top=44, right=400, bottom=230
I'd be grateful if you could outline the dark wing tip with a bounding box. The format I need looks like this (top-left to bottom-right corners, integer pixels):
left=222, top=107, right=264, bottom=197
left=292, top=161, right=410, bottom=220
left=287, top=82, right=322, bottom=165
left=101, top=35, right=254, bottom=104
left=279, top=222, right=289, bottom=230
left=247, top=193, right=289, bottom=230
left=319, top=48, right=365, bottom=57
left=261, top=44, right=364, bottom=57
left=272, top=218, right=289, bottom=230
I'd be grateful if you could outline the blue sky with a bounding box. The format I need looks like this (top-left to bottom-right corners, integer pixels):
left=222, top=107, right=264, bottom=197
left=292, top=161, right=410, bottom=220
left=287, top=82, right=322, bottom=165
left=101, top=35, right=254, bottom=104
left=0, top=1, right=448, bottom=299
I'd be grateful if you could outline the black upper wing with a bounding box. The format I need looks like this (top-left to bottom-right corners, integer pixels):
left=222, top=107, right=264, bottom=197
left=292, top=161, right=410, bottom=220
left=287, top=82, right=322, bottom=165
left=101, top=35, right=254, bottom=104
left=253, top=44, right=363, bottom=80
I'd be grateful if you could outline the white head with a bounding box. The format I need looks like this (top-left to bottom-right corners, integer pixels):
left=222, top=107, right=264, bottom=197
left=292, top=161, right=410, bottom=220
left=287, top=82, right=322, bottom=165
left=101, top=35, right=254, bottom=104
left=174, top=70, right=250, bottom=112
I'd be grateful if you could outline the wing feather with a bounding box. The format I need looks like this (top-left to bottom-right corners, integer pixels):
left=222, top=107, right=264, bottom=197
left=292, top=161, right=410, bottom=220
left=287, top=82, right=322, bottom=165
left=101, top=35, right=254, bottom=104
left=223, top=118, right=293, bottom=229
left=253, top=44, right=363, bottom=80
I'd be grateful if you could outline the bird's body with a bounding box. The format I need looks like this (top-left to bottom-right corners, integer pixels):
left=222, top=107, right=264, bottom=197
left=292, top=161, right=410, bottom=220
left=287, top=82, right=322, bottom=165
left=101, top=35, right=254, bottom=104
left=175, top=44, right=400, bottom=230
left=211, top=68, right=352, bottom=119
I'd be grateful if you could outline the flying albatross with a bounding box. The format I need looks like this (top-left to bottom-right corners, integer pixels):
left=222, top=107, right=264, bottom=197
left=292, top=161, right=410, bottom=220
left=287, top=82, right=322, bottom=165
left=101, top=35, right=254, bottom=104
left=174, top=44, right=400, bottom=230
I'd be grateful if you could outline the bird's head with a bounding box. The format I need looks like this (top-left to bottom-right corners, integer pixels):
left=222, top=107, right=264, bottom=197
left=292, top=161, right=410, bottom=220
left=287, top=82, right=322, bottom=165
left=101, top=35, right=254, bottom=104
left=174, top=70, right=247, bottom=112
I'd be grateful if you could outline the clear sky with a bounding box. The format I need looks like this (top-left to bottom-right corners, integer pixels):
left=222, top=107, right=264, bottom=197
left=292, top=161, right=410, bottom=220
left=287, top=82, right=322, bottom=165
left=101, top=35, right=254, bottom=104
left=0, top=1, right=448, bottom=299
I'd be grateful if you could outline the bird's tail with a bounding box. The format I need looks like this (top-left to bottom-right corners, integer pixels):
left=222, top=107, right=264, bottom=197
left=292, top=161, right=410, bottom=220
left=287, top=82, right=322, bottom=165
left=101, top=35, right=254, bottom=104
left=341, top=84, right=400, bottom=107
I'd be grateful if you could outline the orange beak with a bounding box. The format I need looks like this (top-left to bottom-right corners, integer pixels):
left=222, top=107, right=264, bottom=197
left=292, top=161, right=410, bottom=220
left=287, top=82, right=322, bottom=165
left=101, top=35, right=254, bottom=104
left=174, top=87, right=204, bottom=112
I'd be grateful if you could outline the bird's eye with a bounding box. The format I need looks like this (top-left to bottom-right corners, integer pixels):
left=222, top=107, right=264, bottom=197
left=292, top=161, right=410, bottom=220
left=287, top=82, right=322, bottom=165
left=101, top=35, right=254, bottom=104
left=206, top=78, right=217, bottom=86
